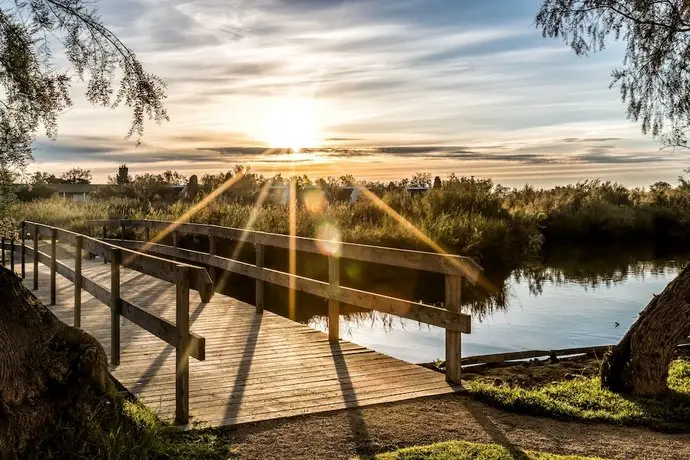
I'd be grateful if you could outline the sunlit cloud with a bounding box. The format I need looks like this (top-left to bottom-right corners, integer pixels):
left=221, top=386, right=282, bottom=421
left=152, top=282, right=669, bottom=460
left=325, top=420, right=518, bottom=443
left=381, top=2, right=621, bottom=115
left=27, top=0, right=678, bottom=187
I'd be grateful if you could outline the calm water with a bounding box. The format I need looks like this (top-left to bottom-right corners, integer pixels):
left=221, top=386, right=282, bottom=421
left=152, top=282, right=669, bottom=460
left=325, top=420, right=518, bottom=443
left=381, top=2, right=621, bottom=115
left=190, top=235, right=688, bottom=365
left=300, top=248, right=689, bottom=364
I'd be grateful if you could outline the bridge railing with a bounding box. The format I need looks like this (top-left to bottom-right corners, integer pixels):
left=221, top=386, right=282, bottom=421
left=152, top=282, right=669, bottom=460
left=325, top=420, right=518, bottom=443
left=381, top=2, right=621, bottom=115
left=10, top=221, right=214, bottom=424
left=85, top=218, right=483, bottom=384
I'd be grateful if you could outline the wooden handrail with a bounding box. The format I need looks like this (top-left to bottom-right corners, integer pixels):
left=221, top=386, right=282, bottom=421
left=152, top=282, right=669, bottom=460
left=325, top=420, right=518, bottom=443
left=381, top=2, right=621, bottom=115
left=85, top=219, right=483, bottom=280
left=108, top=239, right=472, bottom=334
left=19, top=221, right=211, bottom=424
left=89, top=218, right=480, bottom=385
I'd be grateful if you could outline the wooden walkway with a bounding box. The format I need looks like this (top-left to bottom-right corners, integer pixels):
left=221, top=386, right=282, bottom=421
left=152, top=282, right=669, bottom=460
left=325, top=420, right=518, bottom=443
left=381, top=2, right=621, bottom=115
left=21, top=255, right=459, bottom=427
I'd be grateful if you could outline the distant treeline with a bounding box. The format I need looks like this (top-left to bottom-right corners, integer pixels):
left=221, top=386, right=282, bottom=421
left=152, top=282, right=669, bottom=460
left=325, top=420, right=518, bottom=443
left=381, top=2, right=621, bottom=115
left=8, top=168, right=690, bottom=274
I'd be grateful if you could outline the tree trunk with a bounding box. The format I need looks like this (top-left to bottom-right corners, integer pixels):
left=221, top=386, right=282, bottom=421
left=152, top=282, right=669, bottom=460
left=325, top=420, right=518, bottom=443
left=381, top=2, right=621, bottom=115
left=0, top=266, right=114, bottom=458
left=601, top=262, right=690, bottom=396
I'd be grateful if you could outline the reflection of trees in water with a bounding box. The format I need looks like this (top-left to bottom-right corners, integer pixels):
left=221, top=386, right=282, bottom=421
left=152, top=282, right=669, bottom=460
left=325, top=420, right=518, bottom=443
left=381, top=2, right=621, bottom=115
left=515, top=245, right=690, bottom=296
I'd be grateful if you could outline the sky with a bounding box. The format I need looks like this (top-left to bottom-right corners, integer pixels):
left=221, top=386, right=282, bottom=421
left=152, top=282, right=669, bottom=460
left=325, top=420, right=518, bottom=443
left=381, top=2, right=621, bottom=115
left=29, top=0, right=690, bottom=187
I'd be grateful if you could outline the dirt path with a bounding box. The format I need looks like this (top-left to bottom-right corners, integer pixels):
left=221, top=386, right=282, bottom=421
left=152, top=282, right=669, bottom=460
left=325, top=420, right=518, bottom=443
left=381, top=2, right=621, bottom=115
left=214, top=394, right=690, bottom=459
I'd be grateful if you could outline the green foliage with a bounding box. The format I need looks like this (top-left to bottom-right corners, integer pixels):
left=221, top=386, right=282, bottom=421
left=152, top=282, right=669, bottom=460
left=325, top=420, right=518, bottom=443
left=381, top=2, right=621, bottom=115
left=467, top=359, right=690, bottom=433
left=375, top=440, right=601, bottom=459
left=13, top=173, right=690, bottom=274
left=537, top=0, right=690, bottom=146
left=0, top=0, right=167, bottom=174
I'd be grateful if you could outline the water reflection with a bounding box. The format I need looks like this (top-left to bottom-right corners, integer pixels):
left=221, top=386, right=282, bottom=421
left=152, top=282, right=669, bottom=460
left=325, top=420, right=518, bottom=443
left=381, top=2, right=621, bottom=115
left=176, top=232, right=688, bottom=364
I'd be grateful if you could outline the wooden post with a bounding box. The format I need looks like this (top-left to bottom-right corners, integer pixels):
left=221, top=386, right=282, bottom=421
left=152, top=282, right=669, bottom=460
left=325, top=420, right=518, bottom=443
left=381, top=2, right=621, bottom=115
left=103, top=225, right=107, bottom=239
left=21, top=221, right=25, bottom=279
left=10, top=239, right=14, bottom=273
left=445, top=274, right=462, bottom=384
left=208, top=234, right=217, bottom=282
left=32, top=225, right=39, bottom=290
left=144, top=225, right=150, bottom=242
left=328, top=255, right=340, bottom=341
left=110, top=248, right=121, bottom=366
left=255, top=244, right=264, bottom=313
left=50, top=228, right=57, bottom=305
left=1, top=238, right=5, bottom=266
left=74, top=236, right=83, bottom=328
left=175, top=265, right=190, bottom=425
left=121, top=222, right=126, bottom=240
left=172, top=230, right=178, bottom=249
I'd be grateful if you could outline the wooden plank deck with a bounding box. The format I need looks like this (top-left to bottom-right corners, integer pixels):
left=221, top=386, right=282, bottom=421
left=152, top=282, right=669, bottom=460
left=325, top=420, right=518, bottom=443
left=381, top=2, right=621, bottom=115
left=19, top=253, right=459, bottom=427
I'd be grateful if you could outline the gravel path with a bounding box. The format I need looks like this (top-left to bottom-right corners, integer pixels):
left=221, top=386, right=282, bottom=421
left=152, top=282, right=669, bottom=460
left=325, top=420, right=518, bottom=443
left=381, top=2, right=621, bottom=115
left=216, top=394, right=690, bottom=459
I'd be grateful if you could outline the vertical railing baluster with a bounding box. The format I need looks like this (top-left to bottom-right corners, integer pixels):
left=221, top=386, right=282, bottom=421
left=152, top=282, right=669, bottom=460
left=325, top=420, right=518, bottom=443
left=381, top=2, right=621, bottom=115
left=32, top=225, right=39, bottom=290
left=144, top=223, right=150, bottom=242
left=175, top=265, right=190, bottom=425
left=10, top=239, right=15, bottom=273
left=208, top=232, right=216, bottom=282
left=255, top=243, right=264, bottom=314
left=328, top=255, right=340, bottom=341
left=445, top=274, right=462, bottom=384
left=110, top=248, right=121, bottom=366
left=121, top=221, right=126, bottom=241
left=21, top=221, right=25, bottom=279
left=172, top=230, right=178, bottom=249
left=50, top=228, right=57, bottom=305
left=74, top=235, right=83, bottom=328
left=1, top=237, right=5, bottom=267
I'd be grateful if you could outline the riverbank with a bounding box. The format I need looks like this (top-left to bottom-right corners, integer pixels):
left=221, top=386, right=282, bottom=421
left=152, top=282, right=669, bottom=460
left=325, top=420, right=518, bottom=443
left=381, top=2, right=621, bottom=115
left=8, top=177, right=690, bottom=275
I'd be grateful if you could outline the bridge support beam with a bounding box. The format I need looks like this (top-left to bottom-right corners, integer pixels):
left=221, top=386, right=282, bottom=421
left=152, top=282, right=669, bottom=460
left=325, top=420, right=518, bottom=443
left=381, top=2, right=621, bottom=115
left=175, top=265, right=190, bottom=425
left=445, top=274, right=462, bottom=384
left=328, top=255, right=340, bottom=341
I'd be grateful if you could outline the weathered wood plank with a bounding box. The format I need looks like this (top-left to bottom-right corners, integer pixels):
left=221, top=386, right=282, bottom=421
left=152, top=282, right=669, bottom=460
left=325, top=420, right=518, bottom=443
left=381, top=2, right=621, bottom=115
left=24, top=258, right=460, bottom=428
left=86, top=219, right=482, bottom=277
left=114, top=239, right=470, bottom=333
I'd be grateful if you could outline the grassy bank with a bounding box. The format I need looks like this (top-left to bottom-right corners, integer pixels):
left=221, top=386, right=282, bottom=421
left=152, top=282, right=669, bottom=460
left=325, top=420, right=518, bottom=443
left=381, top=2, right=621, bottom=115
left=375, top=440, right=602, bottom=460
left=7, top=176, right=690, bottom=273
left=466, top=359, right=690, bottom=433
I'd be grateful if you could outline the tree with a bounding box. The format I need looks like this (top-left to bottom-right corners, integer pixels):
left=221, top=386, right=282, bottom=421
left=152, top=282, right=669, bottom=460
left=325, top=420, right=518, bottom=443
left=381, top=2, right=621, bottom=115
left=113, top=164, right=132, bottom=185
left=433, top=176, right=443, bottom=189
left=538, top=1, right=690, bottom=396
left=410, top=172, right=432, bottom=188
left=0, top=0, right=167, bottom=176
left=536, top=0, right=690, bottom=147
left=31, top=172, right=60, bottom=185
left=60, top=167, right=91, bottom=184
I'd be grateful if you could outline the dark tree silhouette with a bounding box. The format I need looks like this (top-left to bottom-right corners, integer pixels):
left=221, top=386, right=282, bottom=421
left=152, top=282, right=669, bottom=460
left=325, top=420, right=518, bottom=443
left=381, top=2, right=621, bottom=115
left=537, top=0, right=690, bottom=147
left=538, top=0, right=690, bottom=396
left=0, top=0, right=168, bottom=173
left=114, top=164, right=132, bottom=185
left=60, top=167, right=91, bottom=184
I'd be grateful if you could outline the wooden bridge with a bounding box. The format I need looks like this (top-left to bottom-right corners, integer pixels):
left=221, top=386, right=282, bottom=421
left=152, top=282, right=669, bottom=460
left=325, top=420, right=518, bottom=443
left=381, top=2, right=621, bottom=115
left=1, top=220, right=481, bottom=427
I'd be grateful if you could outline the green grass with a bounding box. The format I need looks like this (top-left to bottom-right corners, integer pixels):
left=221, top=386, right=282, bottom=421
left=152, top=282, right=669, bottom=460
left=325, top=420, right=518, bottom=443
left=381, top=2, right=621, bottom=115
left=466, top=359, right=690, bottom=433
left=374, top=440, right=602, bottom=459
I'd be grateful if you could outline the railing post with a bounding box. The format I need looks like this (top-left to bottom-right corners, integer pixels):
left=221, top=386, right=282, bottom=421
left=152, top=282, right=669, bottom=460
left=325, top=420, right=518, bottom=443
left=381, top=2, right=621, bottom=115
left=144, top=224, right=150, bottom=242
left=445, top=274, right=462, bottom=384
left=102, top=225, right=107, bottom=239
left=50, top=228, right=57, bottom=305
left=255, top=244, right=264, bottom=314
left=208, top=233, right=217, bottom=282
left=121, top=221, right=126, bottom=240
left=175, top=265, right=190, bottom=425
left=1, top=238, right=5, bottom=266
left=328, top=255, right=340, bottom=341
left=10, top=239, right=14, bottom=273
left=110, top=248, right=121, bottom=366
left=172, top=230, right=178, bottom=249
left=21, top=221, right=25, bottom=279
left=74, top=236, right=83, bottom=328
left=32, top=225, right=39, bottom=290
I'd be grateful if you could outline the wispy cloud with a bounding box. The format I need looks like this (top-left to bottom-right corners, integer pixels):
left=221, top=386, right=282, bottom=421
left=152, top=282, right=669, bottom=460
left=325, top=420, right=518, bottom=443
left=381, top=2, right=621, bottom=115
left=29, top=0, right=674, bottom=186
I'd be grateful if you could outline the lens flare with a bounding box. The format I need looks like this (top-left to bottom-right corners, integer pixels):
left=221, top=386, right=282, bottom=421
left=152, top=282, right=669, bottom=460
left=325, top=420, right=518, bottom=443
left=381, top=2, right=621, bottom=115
left=303, top=188, right=327, bottom=214
left=315, top=222, right=342, bottom=256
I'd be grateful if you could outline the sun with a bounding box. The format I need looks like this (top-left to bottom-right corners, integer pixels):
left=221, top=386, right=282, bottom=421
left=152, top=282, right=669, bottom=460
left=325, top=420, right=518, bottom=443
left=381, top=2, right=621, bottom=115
left=258, top=97, right=323, bottom=152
